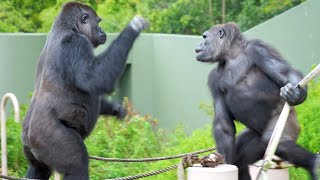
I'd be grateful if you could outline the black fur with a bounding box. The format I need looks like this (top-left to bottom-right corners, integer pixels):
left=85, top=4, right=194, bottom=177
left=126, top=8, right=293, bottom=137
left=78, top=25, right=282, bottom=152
left=22, top=2, right=144, bottom=180
left=196, top=22, right=319, bottom=180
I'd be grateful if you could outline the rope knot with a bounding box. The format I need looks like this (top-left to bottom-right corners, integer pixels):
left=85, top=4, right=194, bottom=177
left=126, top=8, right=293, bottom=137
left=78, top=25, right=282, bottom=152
left=181, top=152, right=224, bottom=168
left=182, top=154, right=199, bottom=168
left=199, top=153, right=224, bottom=167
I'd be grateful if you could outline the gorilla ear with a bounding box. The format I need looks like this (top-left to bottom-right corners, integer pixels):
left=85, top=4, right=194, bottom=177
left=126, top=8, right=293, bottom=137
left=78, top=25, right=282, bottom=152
left=219, top=29, right=225, bottom=38
left=81, top=14, right=88, bottom=23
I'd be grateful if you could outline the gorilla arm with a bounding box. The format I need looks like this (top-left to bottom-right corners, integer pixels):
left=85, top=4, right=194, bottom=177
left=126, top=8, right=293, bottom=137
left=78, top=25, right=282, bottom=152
left=212, top=89, right=236, bottom=164
left=99, top=98, right=127, bottom=119
left=247, top=42, right=307, bottom=105
left=94, top=24, right=142, bottom=93
left=60, top=24, right=141, bottom=95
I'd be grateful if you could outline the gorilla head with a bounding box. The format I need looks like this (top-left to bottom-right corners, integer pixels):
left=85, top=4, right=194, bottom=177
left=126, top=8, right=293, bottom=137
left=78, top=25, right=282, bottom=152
left=53, top=2, right=106, bottom=48
left=195, top=22, right=243, bottom=62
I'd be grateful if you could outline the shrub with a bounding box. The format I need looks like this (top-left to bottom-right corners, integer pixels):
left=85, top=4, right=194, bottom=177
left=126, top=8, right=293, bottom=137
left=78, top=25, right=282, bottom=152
left=3, top=104, right=28, bottom=176
left=1, top=79, right=319, bottom=180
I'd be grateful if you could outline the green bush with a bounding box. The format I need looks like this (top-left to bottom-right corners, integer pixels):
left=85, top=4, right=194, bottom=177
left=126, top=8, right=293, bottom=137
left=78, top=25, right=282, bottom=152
left=3, top=104, right=28, bottom=177
left=1, top=80, right=319, bottom=180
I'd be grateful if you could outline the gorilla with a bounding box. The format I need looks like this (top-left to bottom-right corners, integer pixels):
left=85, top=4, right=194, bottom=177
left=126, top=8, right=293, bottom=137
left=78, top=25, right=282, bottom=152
left=22, top=2, right=148, bottom=180
left=195, top=22, right=320, bottom=180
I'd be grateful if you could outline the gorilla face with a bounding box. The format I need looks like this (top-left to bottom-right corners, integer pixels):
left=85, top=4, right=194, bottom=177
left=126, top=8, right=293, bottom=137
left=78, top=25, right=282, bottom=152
left=77, top=6, right=106, bottom=48
left=195, top=24, right=227, bottom=63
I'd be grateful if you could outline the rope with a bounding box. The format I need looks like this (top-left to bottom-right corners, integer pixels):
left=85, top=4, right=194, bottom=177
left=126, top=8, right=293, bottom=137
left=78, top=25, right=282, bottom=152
left=0, top=147, right=217, bottom=180
left=0, top=175, right=39, bottom=180
left=105, top=164, right=178, bottom=180
left=90, top=147, right=215, bottom=162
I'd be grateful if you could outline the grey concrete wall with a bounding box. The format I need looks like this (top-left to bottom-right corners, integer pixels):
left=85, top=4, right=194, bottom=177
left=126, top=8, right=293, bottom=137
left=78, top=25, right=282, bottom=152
left=0, top=0, right=318, bottom=130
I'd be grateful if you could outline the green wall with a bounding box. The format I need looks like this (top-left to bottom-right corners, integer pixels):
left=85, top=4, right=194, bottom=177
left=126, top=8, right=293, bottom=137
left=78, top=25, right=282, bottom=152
left=0, top=34, right=46, bottom=102
left=244, top=0, right=320, bottom=73
left=0, top=0, right=319, bottom=130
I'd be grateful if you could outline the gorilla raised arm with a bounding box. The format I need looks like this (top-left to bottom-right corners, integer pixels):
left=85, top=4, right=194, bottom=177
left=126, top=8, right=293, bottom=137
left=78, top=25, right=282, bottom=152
left=22, top=2, right=148, bottom=180
left=196, top=22, right=319, bottom=180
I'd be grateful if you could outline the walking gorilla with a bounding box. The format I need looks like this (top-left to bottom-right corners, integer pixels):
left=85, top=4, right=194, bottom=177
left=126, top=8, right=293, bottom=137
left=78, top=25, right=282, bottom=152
left=195, top=22, right=320, bottom=180
left=22, top=2, right=148, bottom=180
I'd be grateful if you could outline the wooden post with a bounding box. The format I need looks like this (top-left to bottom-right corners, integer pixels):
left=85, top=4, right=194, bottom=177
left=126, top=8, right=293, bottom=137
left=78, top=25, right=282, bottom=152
left=250, top=165, right=289, bottom=180
left=208, top=0, right=213, bottom=23
left=188, top=164, right=238, bottom=180
left=221, top=0, right=225, bottom=23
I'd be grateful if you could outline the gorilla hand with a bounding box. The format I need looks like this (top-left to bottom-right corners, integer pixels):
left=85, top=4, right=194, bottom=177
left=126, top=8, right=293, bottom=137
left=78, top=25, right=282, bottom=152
left=130, top=15, right=149, bottom=32
left=280, top=83, right=306, bottom=106
left=112, top=103, right=127, bottom=119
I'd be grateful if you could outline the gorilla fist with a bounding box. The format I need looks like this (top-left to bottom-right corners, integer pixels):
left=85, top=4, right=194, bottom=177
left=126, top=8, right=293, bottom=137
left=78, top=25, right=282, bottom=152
left=280, top=83, right=305, bottom=106
left=130, top=15, right=149, bottom=32
left=112, top=103, right=127, bottom=119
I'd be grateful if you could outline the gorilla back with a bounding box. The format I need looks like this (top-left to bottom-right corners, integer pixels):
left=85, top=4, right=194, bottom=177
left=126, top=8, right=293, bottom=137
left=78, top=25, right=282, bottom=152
left=22, top=2, right=148, bottom=180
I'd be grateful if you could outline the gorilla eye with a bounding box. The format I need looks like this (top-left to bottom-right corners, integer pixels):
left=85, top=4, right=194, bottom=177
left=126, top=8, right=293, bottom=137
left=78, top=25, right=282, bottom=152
left=219, top=29, right=225, bottom=38
left=81, top=14, right=88, bottom=23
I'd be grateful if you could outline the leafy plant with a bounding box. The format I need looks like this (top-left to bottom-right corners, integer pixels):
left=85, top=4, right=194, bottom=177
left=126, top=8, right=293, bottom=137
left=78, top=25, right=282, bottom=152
left=0, top=0, right=305, bottom=34
left=1, top=77, right=319, bottom=180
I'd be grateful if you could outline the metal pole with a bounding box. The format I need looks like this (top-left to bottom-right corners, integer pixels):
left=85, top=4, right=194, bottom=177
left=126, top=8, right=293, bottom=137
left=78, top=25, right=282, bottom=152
left=0, top=93, right=20, bottom=176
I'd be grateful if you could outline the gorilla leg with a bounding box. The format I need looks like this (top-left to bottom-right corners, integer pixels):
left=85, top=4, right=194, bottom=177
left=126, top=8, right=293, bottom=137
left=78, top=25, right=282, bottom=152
left=234, top=129, right=266, bottom=180
left=29, top=121, right=89, bottom=180
left=24, top=146, right=52, bottom=179
left=276, top=141, right=318, bottom=180
left=263, top=112, right=318, bottom=179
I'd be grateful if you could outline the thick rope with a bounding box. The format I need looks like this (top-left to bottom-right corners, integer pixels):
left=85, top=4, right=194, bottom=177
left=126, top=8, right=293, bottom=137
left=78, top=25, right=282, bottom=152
left=90, top=147, right=215, bottom=162
left=105, top=152, right=224, bottom=180
left=0, top=175, right=39, bottom=180
left=105, top=164, right=178, bottom=180
left=0, top=147, right=216, bottom=180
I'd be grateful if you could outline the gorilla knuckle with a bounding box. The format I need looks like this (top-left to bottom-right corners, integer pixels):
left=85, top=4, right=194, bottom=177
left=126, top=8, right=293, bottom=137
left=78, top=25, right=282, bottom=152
left=130, top=15, right=148, bottom=31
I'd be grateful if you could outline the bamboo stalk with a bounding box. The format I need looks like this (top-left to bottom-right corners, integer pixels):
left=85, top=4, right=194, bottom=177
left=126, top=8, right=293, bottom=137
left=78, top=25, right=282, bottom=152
left=256, top=64, right=320, bottom=180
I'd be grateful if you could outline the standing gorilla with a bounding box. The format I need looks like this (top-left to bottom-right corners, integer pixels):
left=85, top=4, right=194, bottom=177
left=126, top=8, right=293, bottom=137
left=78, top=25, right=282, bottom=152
left=195, top=22, right=319, bottom=180
left=22, top=2, right=148, bottom=180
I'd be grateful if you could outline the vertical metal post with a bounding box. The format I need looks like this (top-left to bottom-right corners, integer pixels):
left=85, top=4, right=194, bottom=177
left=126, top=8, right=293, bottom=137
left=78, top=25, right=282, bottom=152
left=0, top=93, right=20, bottom=176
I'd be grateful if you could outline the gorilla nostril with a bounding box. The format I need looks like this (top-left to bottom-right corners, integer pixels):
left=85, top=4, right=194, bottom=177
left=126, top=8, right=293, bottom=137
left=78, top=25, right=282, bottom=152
left=195, top=49, right=202, bottom=53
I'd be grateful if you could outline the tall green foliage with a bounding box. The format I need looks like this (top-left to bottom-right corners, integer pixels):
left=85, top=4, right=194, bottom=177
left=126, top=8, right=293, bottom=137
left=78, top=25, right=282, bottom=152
left=0, top=0, right=56, bottom=32
left=0, top=0, right=305, bottom=34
